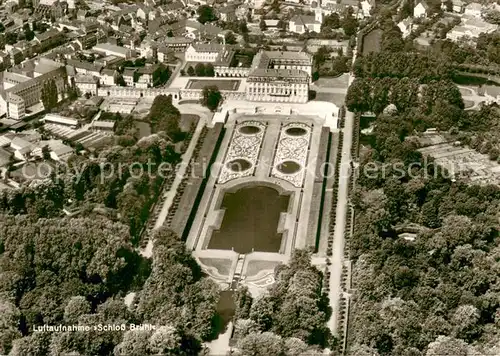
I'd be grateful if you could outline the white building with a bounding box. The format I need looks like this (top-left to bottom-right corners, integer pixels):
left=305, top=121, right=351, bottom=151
left=42, top=114, right=79, bottom=128
left=93, top=43, right=134, bottom=59
left=414, top=1, right=430, bottom=17
left=398, top=18, right=413, bottom=38
left=75, top=74, right=99, bottom=96
left=446, top=15, right=498, bottom=42
left=10, top=136, right=33, bottom=161
left=361, top=0, right=374, bottom=17
left=464, top=2, right=482, bottom=18
left=100, top=69, right=117, bottom=86
left=289, top=10, right=322, bottom=34
left=185, top=43, right=222, bottom=62
left=245, top=69, right=309, bottom=103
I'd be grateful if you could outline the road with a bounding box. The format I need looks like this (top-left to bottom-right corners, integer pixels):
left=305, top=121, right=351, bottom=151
left=326, top=43, right=358, bottom=337
left=327, top=107, right=354, bottom=335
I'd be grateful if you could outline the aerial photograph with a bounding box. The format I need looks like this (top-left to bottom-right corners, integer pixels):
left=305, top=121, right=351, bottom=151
left=0, top=0, right=499, bottom=354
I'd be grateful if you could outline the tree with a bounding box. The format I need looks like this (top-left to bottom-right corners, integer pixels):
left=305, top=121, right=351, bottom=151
left=187, top=65, right=195, bottom=76
left=197, top=5, right=217, bottom=24
left=0, top=299, right=21, bottom=354
left=224, top=31, right=237, bottom=45
left=341, top=13, right=358, bottom=37
left=8, top=333, right=51, bottom=356
left=234, top=287, right=253, bottom=320
left=271, top=0, right=281, bottom=13
left=259, top=18, right=267, bottom=31
left=277, top=20, right=287, bottom=31
left=426, top=336, right=471, bottom=356
left=321, top=13, right=341, bottom=31
left=63, top=296, right=91, bottom=324
left=41, top=79, right=58, bottom=111
left=238, top=332, right=283, bottom=356
left=239, top=21, right=249, bottom=34
left=23, top=23, right=35, bottom=41
left=5, top=32, right=17, bottom=45
left=201, top=85, right=222, bottom=111
left=113, top=330, right=151, bottom=356
left=147, top=95, right=182, bottom=138
left=149, top=325, right=181, bottom=354
left=41, top=145, right=51, bottom=160
left=313, top=46, right=330, bottom=70
left=205, top=63, right=215, bottom=77
left=345, top=78, right=371, bottom=112
left=195, top=63, right=205, bottom=77
left=152, top=64, right=171, bottom=86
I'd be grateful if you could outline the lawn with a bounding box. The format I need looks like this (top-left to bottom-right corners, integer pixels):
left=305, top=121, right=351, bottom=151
left=186, top=79, right=241, bottom=91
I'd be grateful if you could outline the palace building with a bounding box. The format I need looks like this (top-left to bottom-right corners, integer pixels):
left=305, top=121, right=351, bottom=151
left=245, top=50, right=313, bottom=103
left=246, top=69, right=309, bottom=103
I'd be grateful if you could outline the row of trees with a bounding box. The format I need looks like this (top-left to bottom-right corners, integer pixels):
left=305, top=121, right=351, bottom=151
left=346, top=77, right=464, bottom=131
left=182, top=63, right=215, bottom=77
left=353, top=52, right=455, bottom=82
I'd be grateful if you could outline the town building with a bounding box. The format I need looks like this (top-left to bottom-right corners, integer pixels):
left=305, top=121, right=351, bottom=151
left=92, top=43, right=134, bottom=59
left=42, top=114, right=79, bottom=127
left=398, top=18, right=413, bottom=38
left=75, top=74, right=99, bottom=96
left=185, top=43, right=222, bottom=62
left=0, top=58, right=67, bottom=119
left=100, top=69, right=117, bottom=86
left=464, top=2, right=482, bottom=17
left=288, top=10, right=322, bottom=34
left=251, top=50, right=313, bottom=81
left=245, top=69, right=309, bottom=103
left=414, top=1, right=430, bottom=17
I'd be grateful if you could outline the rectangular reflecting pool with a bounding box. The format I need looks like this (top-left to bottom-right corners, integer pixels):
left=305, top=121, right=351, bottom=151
left=209, top=186, right=290, bottom=254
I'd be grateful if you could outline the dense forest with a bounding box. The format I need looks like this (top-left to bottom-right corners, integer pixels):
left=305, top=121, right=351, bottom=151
left=0, top=225, right=219, bottom=355
left=0, top=94, right=223, bottom=355
left=347, top=21, right=500, bottom=356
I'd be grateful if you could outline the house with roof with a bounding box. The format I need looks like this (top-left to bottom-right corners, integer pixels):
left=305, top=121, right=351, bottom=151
left=67, top=59, right=103, bottom=77
left=185, top=43, right=223, bottom=62
left=99, top=68, right=117, bottom=86
left=33, top=28, right=65, bottom=52
left=33, top=139, right=73, bottom=162
left=441, top=0, right=464, bottom=13
left=92, top=43, right=134, bottom=59
left=288, top=13, right=322, bottom=34
left=75, top=74, right=99, bottom=96
left=414, top=1, right=430, bottom=17
left=136, top=65, right=159, bottom=88
left=122, top=68, right=137, bottom=86
left=360, top=0, right=375, bottom=17
left=10, top=136, right=33, bottom=161
left=464, top=2, right=482, bottom=18
left=218, top=6, right=236, bottom=22
left=398, top=18, right=413, bottom=38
